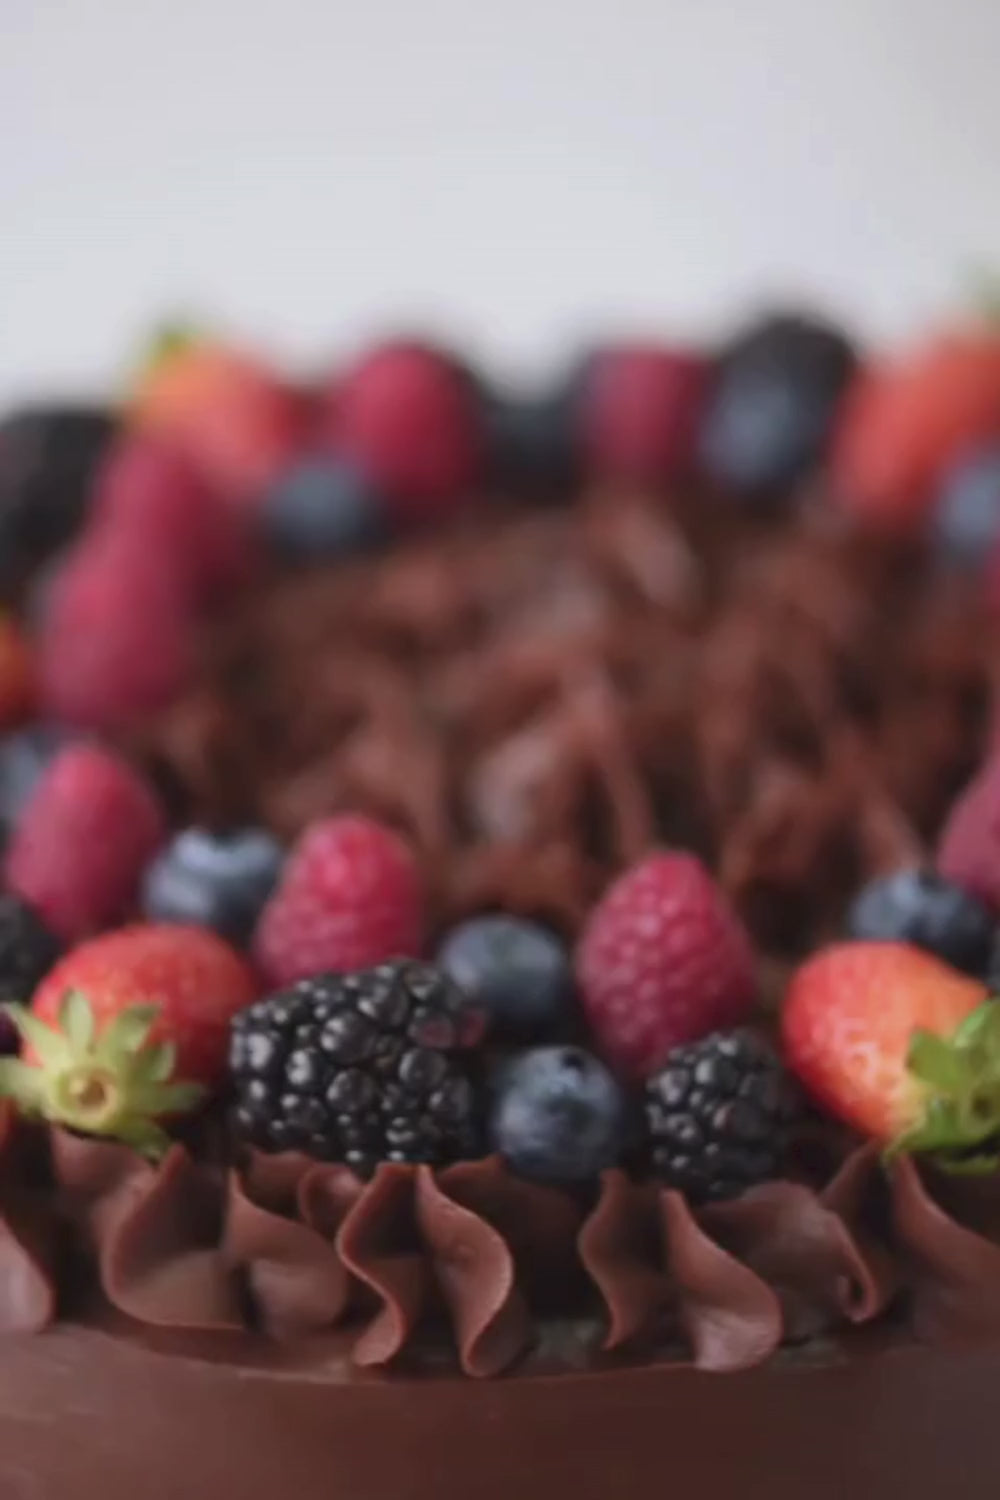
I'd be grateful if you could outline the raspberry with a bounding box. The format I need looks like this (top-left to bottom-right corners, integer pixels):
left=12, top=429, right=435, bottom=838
left=4, top=743, right=167, bottom=942
left=91, top=434, right=255, bottom=604
left=576, top=851, right=756, bottom=1078
left=580, top=344, right=709, bottom=486
left=328, top=342, right=481, bottom=522
left=253, top=815, right=425, bottom=987
left=36, top=529, right=194, bottom=730
left=937, top=758, right=1000, bottom=912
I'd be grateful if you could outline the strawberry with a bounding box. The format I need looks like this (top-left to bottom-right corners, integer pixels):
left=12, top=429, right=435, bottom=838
left=326, top=341, right=481, bottom=522
left=91, top=433, right=256, bottom=604
left=253, top=814, right=424, bottom=987
left=0, top=923, right=257, bottom=1156
left=782, top=941, right=999, bottom=1160
left=5, top=743, right=167, bottom=941
left=36, top=528, right=194, bottom=730
left=130, top=331, right=303, bottom=505
left=937, top=757, right=1000, bottom=912
left=0, top=613, right=35, bottom=727
left=575, top=851, right=756, bottom=1079
left=580, top=344, right=709, bottom=486
left=832, top=330, right=1000, bottom=531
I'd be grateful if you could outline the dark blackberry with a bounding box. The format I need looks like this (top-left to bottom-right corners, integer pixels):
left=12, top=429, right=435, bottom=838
left=229, top=959, right=484, bottom=1175
left=0, top=406, right=115, bottom=585
left=0, top=894, right=62, bottom=1052
left=644, top=1029, right=799, bottom=1203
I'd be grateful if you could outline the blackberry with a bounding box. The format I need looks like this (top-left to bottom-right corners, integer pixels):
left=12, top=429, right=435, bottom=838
left=229, top=959, right=484, bottom=1175
left=644, top=1029, right=799, bottom=1203
left=847, top=867, right=995, bottom=978
left=0, top=406, right=115, bottom=585
left=0, top=894, right=62, bottom=1052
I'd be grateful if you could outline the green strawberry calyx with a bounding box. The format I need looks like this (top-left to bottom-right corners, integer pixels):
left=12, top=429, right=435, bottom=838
left=889, top=1001, right=1000, bottom=1173
left=0, top=991, right=205, bottom=1161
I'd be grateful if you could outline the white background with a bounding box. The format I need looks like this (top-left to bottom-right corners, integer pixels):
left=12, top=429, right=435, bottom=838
left=3, top=0, right=999, bottom=402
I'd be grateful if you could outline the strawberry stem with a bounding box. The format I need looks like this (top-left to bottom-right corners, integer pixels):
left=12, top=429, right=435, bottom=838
left=888, top=1000, right=1000, bottom=1171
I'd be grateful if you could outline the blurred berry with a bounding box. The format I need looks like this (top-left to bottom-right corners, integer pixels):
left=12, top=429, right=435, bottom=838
left=436, top=914, right=574, bottom=1039
left=581, top=344, right=710, bottom=486
left=142, top=827, right=283, bottom=944
left=0, top=405, right=115, bottom=585
left=933, top=443, right=1000, bottom=563
left=261, top=456, right=385, bottom=560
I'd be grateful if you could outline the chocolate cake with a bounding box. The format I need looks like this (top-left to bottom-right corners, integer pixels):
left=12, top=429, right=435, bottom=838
left=3, top=320, right=1000, bottom=1498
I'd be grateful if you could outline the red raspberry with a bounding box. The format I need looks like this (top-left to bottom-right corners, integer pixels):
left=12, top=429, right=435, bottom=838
left=5, top=743, right=167, bottom=942
left=253, top=814, right=424, bottom=986
left=581, top=345, right=710, bottom=486
left=327, top=342, right=481, bottom=522
left=92, top=434, right=256, bottom=604
left=37, top=529, right=193, bottom=730
left=937, top=758, right=1000, bottom=911
left=576, top=851, right=756, bottom=1078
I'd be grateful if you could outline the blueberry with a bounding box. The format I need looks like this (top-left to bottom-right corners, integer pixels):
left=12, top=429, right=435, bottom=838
left=142, top=828, right=284, bottom=944
left=699, top=312, right=857, bottom=496
left=261, top=456, right=384, bottom=561
left=483, top=389, right=577, bottom=490
left=847, top=867, right=995, bottom=977
left=436, top=915, right=574, bottom=1039
left=489, top=1045, right=627, bottom=1183
left=0, top=724, right=75, bottom=834
left=934, top=445, right=1000, bottom=563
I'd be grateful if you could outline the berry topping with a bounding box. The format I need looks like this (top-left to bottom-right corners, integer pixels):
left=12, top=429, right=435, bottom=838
left=937, top=757, right=1000, bottom=913
left=130, top=331, right=303, bottom=502
left=142, top=828, right=284, bottom=945
left=230, top=960, right=484, bottom=1173
left=36, top=530, right=194, bottom=730
left=436, top=915, right=574, bottom=1040
left=261, top=456, right=384, bottom=561
left=645, top=1028, right=799, bottom=1202
left=0, top=725, right=74, bottom=836
left=4, top=744, right=166, bottom=942
left=847, top=868, right=995, bottom=978
left=329, top=342, right=481, bottom=521
left=0, top=894, right=62, bottom=1052
left=483, top=387, right=576, bottom=490
left=699, top=312, right=856, bottom=495
left=832, top=331, right=1000, bottom=530
left=488, top=1044, right=627, bottom=1184
left=1, top=923, right=257, bottom=1154
left=783, top=941, right=1000, bottom=1161
left=0, top=405, right=115, bottom=582
left=0, top=615, right=35, bottom=729
left=580, top=344, right=709, bottom=486
left=91, top=434, right=255, bottom=604
left=253, top=815, right=424, bottom=987
left=576, top=851, right=756, bottom=1078
left=933, top=442, right=1000, bottom=562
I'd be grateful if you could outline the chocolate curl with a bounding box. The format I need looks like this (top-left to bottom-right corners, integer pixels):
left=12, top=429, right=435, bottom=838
left=445, top=842, right=599, bottom=935
left=578, top=1172, right=670, bottom=1350
left=888, top=1155, right=1000, bottom=1344
left=820, top=1143, right=900, bottom=1317
left=55, top=1137, right=243, bottom=1331
left=0, top=1107, right=57, bottom=1333
left=699, top=1179, right=889, bottom=1340
left=660, top=1189, right=782, bottom=1371
left=414, top=1166, right=529, bottom=1378
left=336, top=1165, right=432, bottom=1368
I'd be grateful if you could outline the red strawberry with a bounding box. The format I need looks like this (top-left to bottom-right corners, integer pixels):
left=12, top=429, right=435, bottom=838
left=782, top=941, right=995, bottom=1155
left=937, top=757, right=1000, bottom=911
left=576, top=851, right=756, bottom=1078
left=253, top=814, right=424, bottom=986
left=131, top=332, right=303, bottom=504
left=0, top=923, right=257, bottom=1156
left=91, top=434, right=256, bottom=604
left=832, top=331, right=1000, bottom=531
left=580, top=344, right=709, bottom=486
left=327, top=342, right=481, bottom=522
left=37, top=528, right=194, bottom=730
left=5, top=744, right=166, bottom=941
left=0, top=614, right=35, bottom=727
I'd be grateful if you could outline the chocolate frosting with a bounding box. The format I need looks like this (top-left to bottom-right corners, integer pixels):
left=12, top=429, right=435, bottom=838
left=6, top=1093, right=1000, bottom=1378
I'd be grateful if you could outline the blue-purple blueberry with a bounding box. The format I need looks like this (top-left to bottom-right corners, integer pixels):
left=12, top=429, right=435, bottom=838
left=488, top=1045, right=627, bottom=1183
left=436, top=915, right=574, bottom=1039
left=142, top=828, right=284, bottom=944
